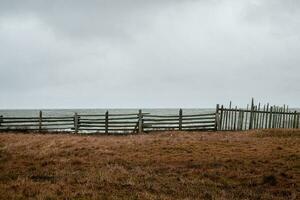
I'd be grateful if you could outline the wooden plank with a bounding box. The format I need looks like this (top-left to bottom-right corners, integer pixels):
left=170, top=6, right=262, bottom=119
left=249, top=98, right=254, bottom=130
left=145, top=114, right=180, bottom=118
left=241, top=110, right=245, bottom=131
left=42, top=117, right=74, bottom=120
left=182, top=113, right=216, bottom=117
left=279, top=107, right=283, bottom=128
left=182, top=117, right=216, bottom=121
left=256, top=105, right=260, bottom=129
left=229, top=101, right=232, bottom=130
left=40, top=123, right=74, bottom=126
left=293, top=111, right=297, bottom=129
left=233, top=106, right=237, bottom=131
left=253, top=106, right=257, bottom=129
left=80, top=124, right=134, bottom=128
left=224, top=109, right=228, bottom=131
left=1, top=120, right=40, bottom=123
left=107, top=116, right=139, bottom=120
left=282, top=105, right=286, bottom=128
left=144, top=117, right=215, bottom=122
left=269, top=106, right=273, bottom=129
left=182, top=124, right=215, bottom=128
left=265, top=104, right=269, bottom=129
left=145, top=120, right=215, bottom=125
left=244, top=104, right=249, bottom=130
left=0, top=124, right=39, bottom=127
left=297, top=113, right=300, bottom=128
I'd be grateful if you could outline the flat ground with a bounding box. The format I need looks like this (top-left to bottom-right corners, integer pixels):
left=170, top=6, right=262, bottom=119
left=0, top=129, right=299, bottom=200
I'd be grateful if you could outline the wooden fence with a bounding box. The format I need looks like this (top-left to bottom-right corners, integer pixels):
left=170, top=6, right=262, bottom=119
left=216, top=99, right=300, bottom=131
left=0, top=100, right=299, bottom=134
left=0, top=110, right=217, bottom=134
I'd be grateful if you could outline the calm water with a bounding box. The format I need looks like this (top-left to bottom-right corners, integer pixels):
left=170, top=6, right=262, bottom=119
left=0, top=108, right=299, bottom=117
left=0, top=108, right=216, bottom=117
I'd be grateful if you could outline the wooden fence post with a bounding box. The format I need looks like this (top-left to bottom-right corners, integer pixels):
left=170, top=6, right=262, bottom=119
left=268, top=106, right=273, bottom=129
left=249, top=98, right=254, bottom=130
left=105, top=111, right=109, bottom=134
left=179, top=109, right=182, bottom=131
left=215, top=104, right=219, bottom=131
left=297, top=113, right=300, bottom=129
left=74, top=113, right=79, bottom=134
left=39, top=111, right=42, bottom=132
left=233, top=106, right=237, bottom=131
left=0, top=115, right=2, bottom=127
left=138, top=110, right=143, bottom=134
left=265, top=104, right=269, bottom=129
left=293, top=111, right=297, bottom=129
left=219, top=105, right=224, bottom=131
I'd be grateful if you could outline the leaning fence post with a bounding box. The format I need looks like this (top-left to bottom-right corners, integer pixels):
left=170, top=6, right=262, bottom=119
left=74, top=113, right=79, bottom=134
left=105, top=111, right=109, bottom=134
left=138, top=110, right=143, bottom=133
left=39, top=111, right=42, bottom=132
left=179, top=109, right=182, bottom=131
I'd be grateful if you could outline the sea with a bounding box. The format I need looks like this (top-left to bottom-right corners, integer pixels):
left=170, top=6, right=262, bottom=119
left=0, top=108, right=215, bottom=118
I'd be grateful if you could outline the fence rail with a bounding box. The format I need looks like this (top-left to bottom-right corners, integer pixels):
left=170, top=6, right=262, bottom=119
left=0, top=99, right=299, bottom=134
left=0, top=110, right=216, bottom=134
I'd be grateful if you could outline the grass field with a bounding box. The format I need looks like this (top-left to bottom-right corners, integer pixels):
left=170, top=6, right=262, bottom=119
left=0, top=129, right=299, bottom=200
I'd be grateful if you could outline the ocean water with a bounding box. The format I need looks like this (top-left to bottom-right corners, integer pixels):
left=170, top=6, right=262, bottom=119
left=0, top=108, right=216, bottom=118
left=1, top=107, right=299, bottom=118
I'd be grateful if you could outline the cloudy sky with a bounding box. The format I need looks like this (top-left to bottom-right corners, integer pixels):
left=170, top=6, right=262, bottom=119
left=0, top=0, right=299, bottom=109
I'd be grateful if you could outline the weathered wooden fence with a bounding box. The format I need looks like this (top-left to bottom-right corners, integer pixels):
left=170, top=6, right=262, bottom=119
left=0, top=100, right=299, bottom=134
left=0, top=110, right=216, bottom=134
left=216, top=99, right=300, bottom=131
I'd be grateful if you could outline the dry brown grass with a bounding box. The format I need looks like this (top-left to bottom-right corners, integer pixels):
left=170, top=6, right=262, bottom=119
left=0, top=129, right=299, bottom=200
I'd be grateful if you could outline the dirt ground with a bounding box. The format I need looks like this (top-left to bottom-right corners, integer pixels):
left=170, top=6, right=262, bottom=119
left=0, top=129, right=299, bottom=200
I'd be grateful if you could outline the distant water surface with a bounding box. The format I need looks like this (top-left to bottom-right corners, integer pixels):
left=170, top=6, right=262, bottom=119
left=0, top=108, right=216, bottom=117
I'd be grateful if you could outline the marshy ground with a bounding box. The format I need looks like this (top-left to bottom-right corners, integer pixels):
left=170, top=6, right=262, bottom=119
left=0, top=129, right=299, bottom=199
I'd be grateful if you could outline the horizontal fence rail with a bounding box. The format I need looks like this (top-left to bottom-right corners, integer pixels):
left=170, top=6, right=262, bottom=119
left=0, top=110, right=217, bottom=134
left=0, top=99, right=299, bottom=134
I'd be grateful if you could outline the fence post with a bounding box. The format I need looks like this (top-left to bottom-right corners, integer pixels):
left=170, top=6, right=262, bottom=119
left=219, top=105, right=224, bottom=131
left=138, top=110, right=143, bottom=134
left=39, top=111, right=42, bottom=132
left=297, top=113, right=300, bottom=129
left=293, top=111, right=297, bottom=129
left=74, top=113, right=79, bottom=134
left=249, top=98, right=254, bottom=130
left=268, top=106, right=273, bottom=129
left=179, top=109, right=182, bottom=131
left=215, top=104, right=219, bottom=131
left=0, top=115, right=2, bottom=127
left=105, top=111, right=109, bottom=134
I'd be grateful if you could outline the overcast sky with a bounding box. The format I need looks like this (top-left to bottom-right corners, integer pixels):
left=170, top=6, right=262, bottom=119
left=0, top=0, right=299, bottom=109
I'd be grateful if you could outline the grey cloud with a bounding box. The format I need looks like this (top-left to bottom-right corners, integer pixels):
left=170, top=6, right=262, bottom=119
left=0, top=0, right=299, bottom=108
